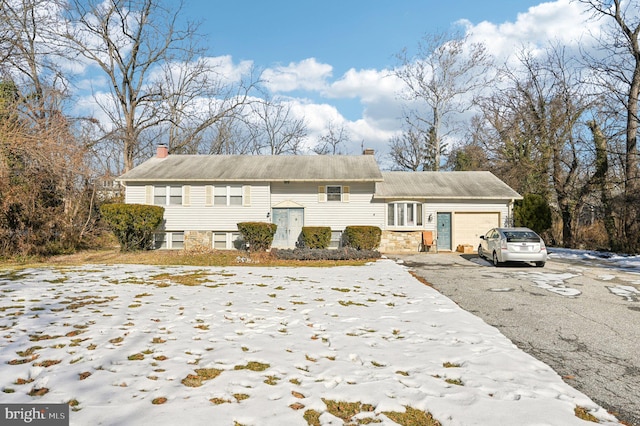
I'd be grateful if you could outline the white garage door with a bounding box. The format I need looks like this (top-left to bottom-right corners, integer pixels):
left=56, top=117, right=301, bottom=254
left=454, top=212, right=500, bottom=248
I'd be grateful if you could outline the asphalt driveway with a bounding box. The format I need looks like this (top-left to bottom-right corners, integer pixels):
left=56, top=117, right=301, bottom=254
left=391, top=252, right=640, bottom=426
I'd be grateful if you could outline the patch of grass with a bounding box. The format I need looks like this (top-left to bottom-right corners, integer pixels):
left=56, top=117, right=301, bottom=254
left=3, top=388, right=15, bottom=393
left=322, top=399, right=375, bottom=422
left=28, top=387, right=49, bottom=396
left=109, top=336, right=124, bottom=344
left=444, top=378, right=464, bottom=386
left=79, top=372, right=91, bottom=380
left=383, top=406, right=442, bottom=426
left=264, top=375, right=280, bottom=385
left=34, top=359, right=61, bottom=368
left=0, top=305, right=25, bottom=312
left=152, top=397, right=167, bottom=405
left=443, top=362, right=461, bottom=368
left=574, top=406, right=599, bottom=423
left=64, top=295, right=118, bottom=310
left=331, top=287, right=351, bottom=292
left=303, top=410, right=321, bottom=426
left=128, top=353, right=145, bottom=361
left=209, top=397, right=231, bottom=405
left=338, top=300, right=367, bottom=307
left=29, top=334, right=62, bottom=341
left=233, top=393, right=249, bottom=402
left=234, top=361, right=270, bottom=372
left=8, top=356, right=38, bottom=365
left=151, top=337, right=166, bottom=344
left=150, top=271, right=211, bottom=287
left=289, top=378, right=301, bottom=385
left=181, top=368, right=222, bottom=387
left=16, top=346, right=42, bottom=357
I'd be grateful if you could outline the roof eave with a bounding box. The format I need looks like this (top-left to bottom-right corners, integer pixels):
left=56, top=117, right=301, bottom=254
left=372, top=195, right=523, bottom=200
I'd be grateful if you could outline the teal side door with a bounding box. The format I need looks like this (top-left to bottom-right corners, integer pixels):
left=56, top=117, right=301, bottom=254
left=437, top=212, right=452, bottom=251
left=272, top=208, right=304, bottom=248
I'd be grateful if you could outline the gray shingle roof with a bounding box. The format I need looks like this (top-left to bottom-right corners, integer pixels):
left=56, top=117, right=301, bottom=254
left=117, top=155, right=384, bottom=183
left=375, top=171, right=522, bottom=200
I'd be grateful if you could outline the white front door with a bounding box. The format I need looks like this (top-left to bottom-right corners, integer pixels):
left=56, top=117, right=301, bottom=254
left=272, top=208, right=304, bottom=248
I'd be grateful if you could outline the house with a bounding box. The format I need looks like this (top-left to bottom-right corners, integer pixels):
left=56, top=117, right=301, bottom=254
left=116, top=145, right=522, bottom=252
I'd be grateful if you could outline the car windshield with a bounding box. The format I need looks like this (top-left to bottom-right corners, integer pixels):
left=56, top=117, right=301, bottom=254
left=502, top=231, right=540, bottom=243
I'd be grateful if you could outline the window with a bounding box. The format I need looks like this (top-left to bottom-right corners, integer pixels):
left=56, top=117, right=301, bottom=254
left=154, top=186, right=166, bottom=205
left=214, top=186, right=227, bottom=205
left=154, top=231, right=183, bottom=249
left=213, top=185, right=244, bottom=206
left=171, top=232, right=184, bottom=249
left=213, top=232, right=227, bottom=249
left=154, top=232, right=167, bottom=249
left=327, top=186, right=342, bottom=202
left=154, top=186, right=182, bottom=205
left=387, top=203, right=423, bottom=227
left=169, top=186, right=182, bottom=205
left=229, top=186, right=242, bottom=205
left=213, top=232, right=243, bottom=250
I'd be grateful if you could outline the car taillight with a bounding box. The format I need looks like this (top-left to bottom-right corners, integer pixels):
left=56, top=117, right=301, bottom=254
left=501, top=239, right=508, bottom=250
left=540, top=239, right=546, bottom=251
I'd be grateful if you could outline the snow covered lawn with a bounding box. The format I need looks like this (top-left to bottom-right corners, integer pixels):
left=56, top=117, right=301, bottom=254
left=0, top=259, right=620, bottom=425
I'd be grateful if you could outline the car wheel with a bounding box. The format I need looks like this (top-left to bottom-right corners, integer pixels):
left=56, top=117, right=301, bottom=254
left=478, top=245, right=484, bottom=259
left=492, top=251, right=501, bottom=267
left=535, top=261, right=545, bottom=267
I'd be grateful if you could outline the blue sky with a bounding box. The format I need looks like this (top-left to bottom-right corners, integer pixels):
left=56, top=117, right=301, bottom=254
left=187, top=1, right=545, bottom=74
left=75, top=1, right=596, bottom=163
left=178, top=0, right=591, bottom=160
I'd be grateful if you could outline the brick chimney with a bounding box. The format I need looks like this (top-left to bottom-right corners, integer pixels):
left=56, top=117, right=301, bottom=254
left=157, top=144, right=169, bottom=158
left=362, top=148, right=375, bottom=155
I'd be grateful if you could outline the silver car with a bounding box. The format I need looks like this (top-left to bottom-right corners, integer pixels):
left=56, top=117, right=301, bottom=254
left=478, top=227, right=547, bottom=267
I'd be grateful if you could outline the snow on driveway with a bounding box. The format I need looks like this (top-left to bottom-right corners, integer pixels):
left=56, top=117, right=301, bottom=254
left=0, top=260, right=620, bottom=425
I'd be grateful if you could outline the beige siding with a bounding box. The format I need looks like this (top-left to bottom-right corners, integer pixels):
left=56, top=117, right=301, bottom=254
left=271, top=182, right=384, bottom=229
left=426, top=200, right=511, bottom=250
left=125, top=183, right=271, bottom=231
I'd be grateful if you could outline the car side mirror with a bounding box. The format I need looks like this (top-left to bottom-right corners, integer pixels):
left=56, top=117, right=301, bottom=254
left=480, top=235, right=485, bottom=240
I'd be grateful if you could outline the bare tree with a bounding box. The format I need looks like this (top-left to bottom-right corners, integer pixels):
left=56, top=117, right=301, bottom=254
left=313, top=120, right=350, bottom=155
left=0, top=0, right=68, bottom=121
left=247, top=98, right=308, bottom=155
left=60, top=0, right=253, bottom=170
left=0, top=0, right=99, bottom=255
left=579, top=0, right=640, bottom=251
left=149, top=55, right=257, bottom=155
left=388, top=122, right=435, bottom=171
left=394, top=31, right=493, bottom=170
left=474, top=46, right=594, bottom=246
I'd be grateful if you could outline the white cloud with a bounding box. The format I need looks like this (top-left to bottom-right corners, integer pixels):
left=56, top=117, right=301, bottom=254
left=327, top=68, right=403, bottom=102
left=464, top=0, right=594, bottom=61
left=261, top=58, right=333, bottom=92
left=202, top=55, right=254, bottom=85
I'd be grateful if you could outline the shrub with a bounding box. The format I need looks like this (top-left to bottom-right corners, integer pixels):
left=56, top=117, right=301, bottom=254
left=272, top=247, right=381, bottom=261
left=237, top=222, right=277, bottom=252
left=514, top=193, right=552, bottom=235
left=100, top=204, right=164, bottom=252
left=300, top=227, right=331, bottom=249
left=342, top=226, right=381, bottom=250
